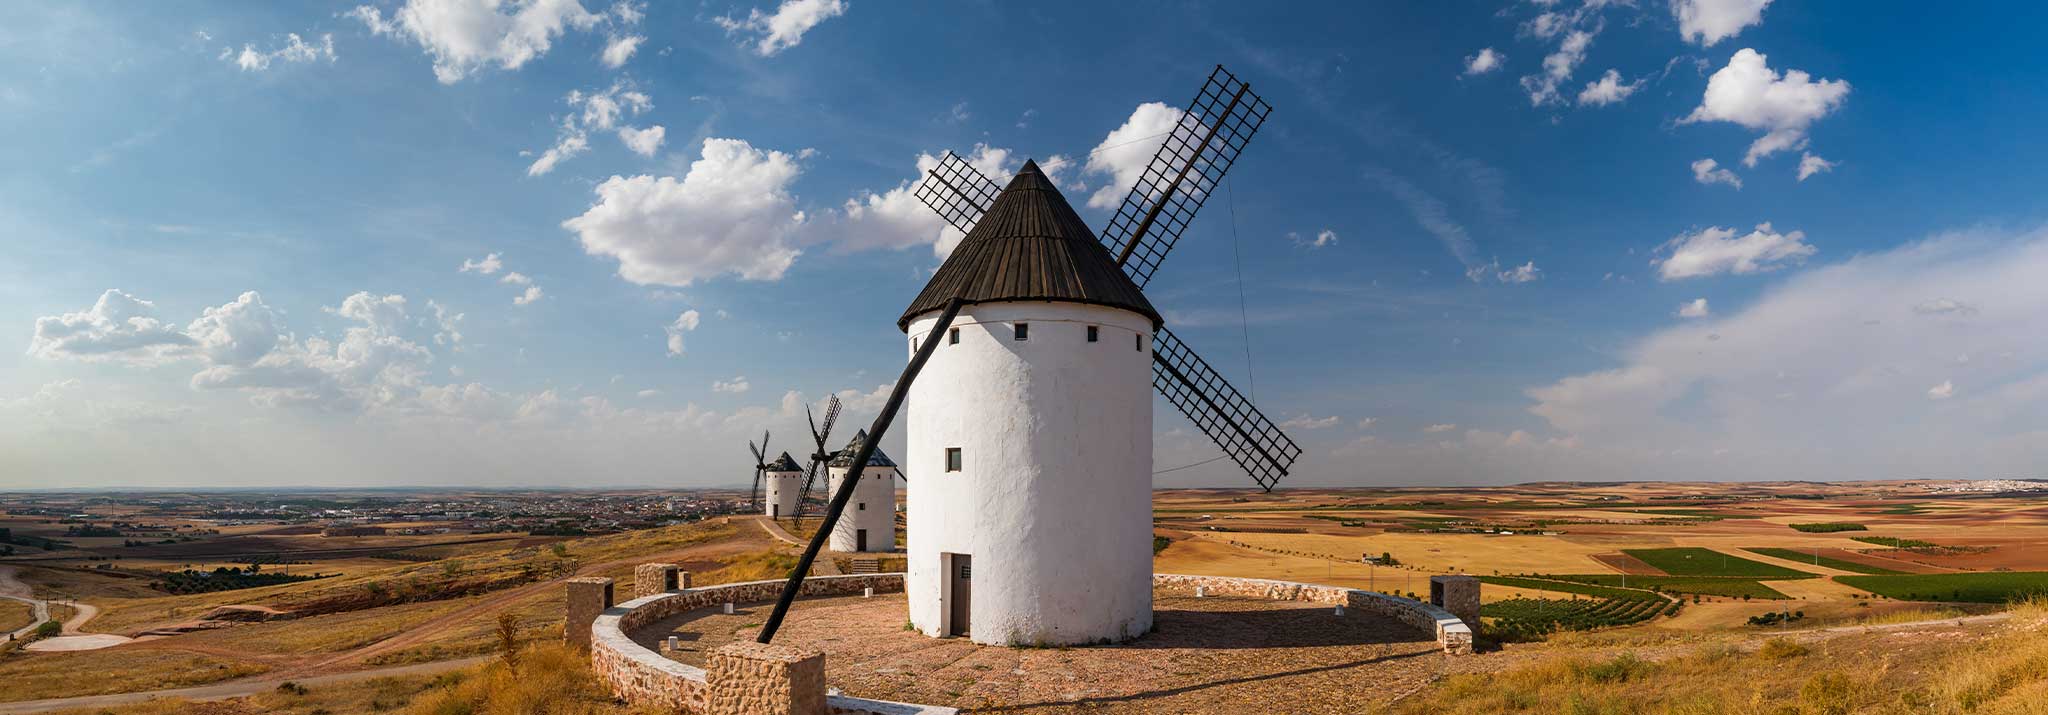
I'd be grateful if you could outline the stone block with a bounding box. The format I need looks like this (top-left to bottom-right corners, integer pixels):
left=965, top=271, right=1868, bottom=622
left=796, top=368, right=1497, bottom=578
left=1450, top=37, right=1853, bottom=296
left=1430, top=575, right=1481, bottom=626
left=565, top=576, right=614, bottom=650
left=705, top=641, right=826, bottom=715
left=635, top=563, right=680, bottom=599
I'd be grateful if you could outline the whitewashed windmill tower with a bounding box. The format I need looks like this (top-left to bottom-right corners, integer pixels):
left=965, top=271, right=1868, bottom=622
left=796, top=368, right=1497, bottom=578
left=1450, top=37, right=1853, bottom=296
left=755, top=65, right=1300, bottom=648
left=824, top=430, right=900, bottom=553
left=761, top=452, right=803, bottom=519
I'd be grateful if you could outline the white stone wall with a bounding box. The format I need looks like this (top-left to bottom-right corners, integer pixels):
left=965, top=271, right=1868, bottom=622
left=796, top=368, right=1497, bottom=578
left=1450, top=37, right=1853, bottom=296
left=903, top=302, right=1155, bottom=646
left=764, top=470, right=804, bottom=519
left=826, top=464, right=898, bottom=552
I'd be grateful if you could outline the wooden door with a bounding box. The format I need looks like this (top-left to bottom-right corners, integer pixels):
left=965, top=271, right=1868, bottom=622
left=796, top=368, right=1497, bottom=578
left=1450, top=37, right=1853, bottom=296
left=949, top=554, right=972, bottom=636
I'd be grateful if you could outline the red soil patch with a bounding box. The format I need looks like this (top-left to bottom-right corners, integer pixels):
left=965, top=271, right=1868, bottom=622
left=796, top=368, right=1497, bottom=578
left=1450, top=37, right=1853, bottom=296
left=1593, top=552, right=1665, bottom=575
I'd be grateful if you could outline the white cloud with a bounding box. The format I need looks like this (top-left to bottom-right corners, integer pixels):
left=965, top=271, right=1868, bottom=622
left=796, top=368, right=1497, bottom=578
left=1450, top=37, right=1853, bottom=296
left=636, top=388, right=660, bottom=398
left=832, top=143, right=1051, bottom=258
left=1656, top=223, right=1815, bottom=280
left=1280, top=414, right=1341, bottom=430
left=499, top=271, right=532, bottom=285
left=185, top=291, right=281, bottom=366
left=618, top=125, right=664, bottom=156
left=1464, top=47, right=1504, bottom=76
left=600, top=34, right=642, bottom=68
left=224, top=33, right=336, bottom=72
left=1928, top=380, right=1954, bottom=400
left=513, top=285, right=544, bottom=306
left=1677, top=298, right=1711, bottom=318
left=527, top=83, right=654, bottom=176
left=1672, top=0, right=1772, bottom=47
left=1496, top=261, right=1542, bottom=283
left=1527, top=227, right=2048, bottom=481
left=1913, top=298, right=1976, bottom=316
left=459, top=252, right=503, bottom=274
left=1290, top=229, right=1338, bottom=249
left=1423, top=423, right=1458, bottom=433
left=1521, top=29, right=1593, bottom=106
left=563, top=138, right=805, bottom=286
left=712, top=376, right=750, bottom=393
left=28, top=289, right=195, bottom=364
left=1356, top=417, right=1378, bottom=430
left=1082, top=102, right=1190, bottom=209
left=1690, top=158, right=1743, bottom=189
left=1363, top=168, right=1484, bottom=278
left=664, top=309, right=700, bottom=357
left=1575, top=69, right=1642, bottom=106
left=347, top=0, right=604, bottom=83
left=712, top=0, right=846, bottom=57
left=1681, top=49, right=1851, bottom=167
left=1797, top=152, right=1836, bottom=181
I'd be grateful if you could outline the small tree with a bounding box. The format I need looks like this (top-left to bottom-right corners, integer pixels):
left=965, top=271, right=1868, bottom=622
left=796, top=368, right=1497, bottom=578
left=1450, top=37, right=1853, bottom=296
left=496, top=612, right=521, bottom=664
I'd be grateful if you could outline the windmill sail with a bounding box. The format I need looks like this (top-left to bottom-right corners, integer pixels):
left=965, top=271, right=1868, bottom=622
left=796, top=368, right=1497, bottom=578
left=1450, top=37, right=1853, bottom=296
left=1150, top=326, right=1301, bottom=491
left=1096, top=65, right=1270, bottom=288
left=914, top=150, right=1002, bottom=235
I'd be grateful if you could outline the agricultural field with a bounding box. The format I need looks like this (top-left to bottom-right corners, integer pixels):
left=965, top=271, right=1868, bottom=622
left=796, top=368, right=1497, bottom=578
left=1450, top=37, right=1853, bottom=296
left=1837, top=571, right=2048, bottom=603
left=1742, top=547, right=1903, bottom=575
left=1618, top=547, right=1818, bottom=578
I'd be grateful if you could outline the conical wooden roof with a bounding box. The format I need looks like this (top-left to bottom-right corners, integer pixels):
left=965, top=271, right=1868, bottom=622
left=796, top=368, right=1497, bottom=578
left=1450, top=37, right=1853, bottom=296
left=765, top=451, right=802, bottom=473
left=898, top=160, right=1161, bottom=331
left=827, top=429, right=897, bottom=469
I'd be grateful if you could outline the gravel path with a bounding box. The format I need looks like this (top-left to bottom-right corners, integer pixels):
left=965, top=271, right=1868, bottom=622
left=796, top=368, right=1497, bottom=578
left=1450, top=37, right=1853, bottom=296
left=639, top=589, right=1484, bottom=714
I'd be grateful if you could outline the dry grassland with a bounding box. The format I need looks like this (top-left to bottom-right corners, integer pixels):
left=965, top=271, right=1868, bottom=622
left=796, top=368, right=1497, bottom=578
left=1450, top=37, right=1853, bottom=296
left=0, top=648, right=271, bottom=703
left=0, top=599, right=32, bottom=633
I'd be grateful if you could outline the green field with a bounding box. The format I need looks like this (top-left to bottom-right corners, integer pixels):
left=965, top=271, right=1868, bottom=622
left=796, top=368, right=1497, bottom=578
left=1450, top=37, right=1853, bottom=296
left=1482, top=596, right=1678, bottom=639
left=1836, top=572, right=2048, bottom=603
left=1741, top=548, right=1904, bottom=575
left=1547, top=574, right=1793, bottom=599
left=1480, top=576, right=1666, bottom=601
left=1788, top=522, right=1868, bottom=533
left=1622, top=547, right=1818, bottom=578
left=1853, top=536, right=1939, bottom=549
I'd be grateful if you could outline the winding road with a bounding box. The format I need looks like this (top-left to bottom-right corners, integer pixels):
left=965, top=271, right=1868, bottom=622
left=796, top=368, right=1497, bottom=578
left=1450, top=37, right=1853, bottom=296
left=1, top=565, right=51, bottom=642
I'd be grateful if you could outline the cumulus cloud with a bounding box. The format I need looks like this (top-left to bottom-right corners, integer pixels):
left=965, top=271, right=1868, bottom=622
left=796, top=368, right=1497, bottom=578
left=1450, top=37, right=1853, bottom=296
left=1676, top=298, right=1711, bottom=318
left=1289, top=229, right=1339, bottom=249
left=1797, top=152, right=1836, bottom=181
left=527, top=83, right=655, bottom=176
left=222, top=33, right=336, bottom=71
left=1280, top=414, right=1341, bottom=430
left=563, top=137, right=805, bottom=286
left=1656, top=223, right=1815, bottom=280
left=28, top=290, right=195, bottom=364
left=1690, top=158, right=1743, bottom=189
left=1496, top=261, right=1542, bottom=283
left=459, top=253, right=503, bottom=275
left=618, top=124, right=664, bottom=156
left=600, top=33, right=642, bottom=68
left=1526, top=227, right=2048, bottom=480
left=347, top=0, right=606, bottom=83
left=1681, top=49, right=1851, bottom=166
left=1464, top=47, right=1504, bottom=76
left=831, top=143, right=1066, bottom=258
left=1082, top=102, right=1190, bottom=209
left=1576, top=69, right=1642, bottom=106
left=664, top=309, right=701, bottom=357
left=462, top=255, right=545, bottom=306
left=712, top=0, right=846, bottom=57
left=712, top=376, right=750, bottom=393
left=513, top=285, right=544, bottom=306
left=185, top=292, right=281, bottom=366
left=1672, top=0, right=1772, bottom=47
left=1521, top=29, right=1594, bottom=106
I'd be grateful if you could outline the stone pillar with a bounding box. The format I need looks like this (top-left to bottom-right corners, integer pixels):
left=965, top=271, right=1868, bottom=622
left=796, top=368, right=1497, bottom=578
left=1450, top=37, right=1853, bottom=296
left=565, top=577, right=614, bottom=650
left=635, top=563, right=680, bottom=599
left=1430, top=575, right=1481, bottom=625
left=705, top=642, right=826, bottom=715
left=680, top=571, right=693, bottom=589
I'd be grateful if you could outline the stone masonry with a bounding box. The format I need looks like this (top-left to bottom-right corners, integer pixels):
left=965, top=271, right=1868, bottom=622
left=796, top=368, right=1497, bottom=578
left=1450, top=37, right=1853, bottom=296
left=636, top=563, right=681, bottom=599
left=705, top=642, right=827, bottom=715
left=1430, top=575, right=1481, bottom=626
left=566, top=576, right=614, bottom=650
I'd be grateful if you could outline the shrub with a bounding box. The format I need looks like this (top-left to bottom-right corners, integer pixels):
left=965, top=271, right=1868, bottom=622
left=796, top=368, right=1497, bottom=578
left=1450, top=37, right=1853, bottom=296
left=1757, top=637, right=1810, bottom=659
left=1573, top=653, right=1653, bottom=684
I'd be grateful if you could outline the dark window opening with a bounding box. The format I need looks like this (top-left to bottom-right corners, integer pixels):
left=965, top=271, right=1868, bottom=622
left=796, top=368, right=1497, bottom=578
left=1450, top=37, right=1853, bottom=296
left=949, top=328, right=959, bottom=345
left=1135, top=333, right=1144, bottom=351
left=945, top=447, right=962, bottom=472
left=858, top=502, right=866, bottom=511
left=1014, top=323, right=1029, bottom=341
left=1086, top=325, right=1099, bottom=342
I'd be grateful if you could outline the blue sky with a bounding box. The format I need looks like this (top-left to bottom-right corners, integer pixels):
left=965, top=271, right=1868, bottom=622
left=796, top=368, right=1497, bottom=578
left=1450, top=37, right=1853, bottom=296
left=6, top=0, right=2048, bottom=489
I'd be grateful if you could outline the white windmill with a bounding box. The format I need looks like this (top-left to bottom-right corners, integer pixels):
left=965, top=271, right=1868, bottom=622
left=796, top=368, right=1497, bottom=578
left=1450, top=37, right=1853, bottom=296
left=760, top=452, right=803, bottom=519
left=757, top=65, right=1299, bottom=647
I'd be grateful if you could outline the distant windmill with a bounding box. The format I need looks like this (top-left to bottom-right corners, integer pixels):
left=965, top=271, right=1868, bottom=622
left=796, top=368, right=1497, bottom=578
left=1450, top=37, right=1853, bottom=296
left=760, top=65, right=1299, bottom=645
left=790, top=395, right=841, bottom=527
left=745, top=430, right=770, bottom=512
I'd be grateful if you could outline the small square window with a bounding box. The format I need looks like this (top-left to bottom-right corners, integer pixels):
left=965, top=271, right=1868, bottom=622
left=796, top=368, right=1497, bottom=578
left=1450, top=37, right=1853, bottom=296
left=945, top=447, right=962, bottom=472
left=1014, top=323, right=1029, bottom=341
left=949, top=328, right=959, bottom=345
left=1087, top=325, right=1099, bottom=342
left=858, top=502, right=866, bottom=511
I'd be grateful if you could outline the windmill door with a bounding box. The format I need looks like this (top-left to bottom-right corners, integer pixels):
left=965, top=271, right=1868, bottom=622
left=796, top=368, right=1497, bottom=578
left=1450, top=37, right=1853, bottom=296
left=771, top=504, right=779, bottom=518
left=949, top=554, right=971, bottom=636
left=856, top=529, right=868, bottom=552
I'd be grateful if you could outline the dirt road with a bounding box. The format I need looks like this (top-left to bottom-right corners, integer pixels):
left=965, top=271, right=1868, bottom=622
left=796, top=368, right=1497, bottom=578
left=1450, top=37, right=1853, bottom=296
left=1, top=565, right=51, bottom=642
left=0, top=655, right=492, bottom=714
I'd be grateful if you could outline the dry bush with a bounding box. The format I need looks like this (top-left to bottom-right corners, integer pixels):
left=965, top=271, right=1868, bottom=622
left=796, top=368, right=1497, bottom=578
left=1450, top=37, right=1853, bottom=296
left=1927, top=596, right=2048, bottom=713
left=402, top=641, right=619, bottom=715
left=1757, top=637, right=1810, bottom=660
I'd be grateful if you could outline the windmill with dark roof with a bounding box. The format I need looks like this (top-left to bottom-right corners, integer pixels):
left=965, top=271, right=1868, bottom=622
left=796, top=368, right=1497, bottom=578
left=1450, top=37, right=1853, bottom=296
left=760, top=451, right=803, bottom=519
left=822, top=429, right=900, bottom=553
left=759, top=66, right=1299, bottom=647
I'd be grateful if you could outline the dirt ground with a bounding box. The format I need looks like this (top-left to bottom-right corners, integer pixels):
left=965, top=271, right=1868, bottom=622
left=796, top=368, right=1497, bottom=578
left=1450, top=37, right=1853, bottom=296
left=640, top=589, right=1481, bottom=714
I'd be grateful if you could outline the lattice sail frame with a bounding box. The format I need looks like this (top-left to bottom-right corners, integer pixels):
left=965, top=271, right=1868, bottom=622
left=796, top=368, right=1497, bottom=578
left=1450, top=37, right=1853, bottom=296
left=1098, top=65, right=1272, bottom=289
left=909, top=72, right=1299, bottom=490
left=792, top=396, right=840, bottom=524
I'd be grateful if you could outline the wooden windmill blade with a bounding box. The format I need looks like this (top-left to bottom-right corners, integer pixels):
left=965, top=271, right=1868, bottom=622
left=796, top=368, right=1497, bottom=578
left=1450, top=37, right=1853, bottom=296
left=793, top=396, right=841, bottom=525
left=912, top=150, right=1003, bottom=235
left=748, top=434, right=768, bottom=510
left=1098, top=64, right=1271, bottom=289
left=1151, top=327, right=1302, bottom=491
